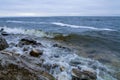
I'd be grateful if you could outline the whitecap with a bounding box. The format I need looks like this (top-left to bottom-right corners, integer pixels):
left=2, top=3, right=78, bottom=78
left=51, top=22, right=115, bottom=31
left=0, top=26, right=54, bottom=38
left=6, top=20, right=45, bottom=24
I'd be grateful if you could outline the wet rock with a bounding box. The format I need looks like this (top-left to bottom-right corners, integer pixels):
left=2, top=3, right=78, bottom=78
left=23, top=46, right=29, bottom=51
left=19, top=38, right=35, bottom=46
left=70, top=59, right=82, bottom=66
left=0, top=51, right=13, bottom=56
left=41, top=71, right=56, bottom=80
left=97, top=58, right=111, bottom=63
left=54, top=54, right=59, bottom=58
left=0, top=36, right=9, bottom=50
left=0, top=28, right=9, bottom=36
left=0, top=64, right=41, bottom=80
left=1, top=31, right=9, bottom=36
left=0, top=28, right=4, bottom=32
left=53, top=44, right=65, bottom=48
left=43, top=63, right=52, bottom=72
left=29, top=49, right=43, bottom=57
left=71, top=68, right=97, bottom=80
left=43, top=63, right=59, bottom=72
left=53, top=44, right=71, bottom=51
left=60, top=66, right=65, bottom=71
left=0, top=51, right=55, bottom=80
left=52, top=64, right=59, bottom=69
left=18, top=37, right=42, bottom=47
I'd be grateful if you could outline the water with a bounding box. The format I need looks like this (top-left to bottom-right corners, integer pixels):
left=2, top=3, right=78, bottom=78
left=0, top=16, right=120, bottom=80
left=0, top=17, right=120, bottom=53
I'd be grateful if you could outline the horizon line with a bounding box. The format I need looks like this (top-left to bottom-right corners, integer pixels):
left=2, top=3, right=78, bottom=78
left=0, top=15, right=120, bottom=18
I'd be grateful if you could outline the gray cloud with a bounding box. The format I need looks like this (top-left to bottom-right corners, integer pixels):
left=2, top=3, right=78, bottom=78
left=0, top=0, right=120, bottom=16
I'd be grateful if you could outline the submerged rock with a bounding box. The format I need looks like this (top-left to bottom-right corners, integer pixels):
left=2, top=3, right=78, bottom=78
left=70, top=59, right=82, bottom=66
left=71, top=68, right=97, bottom=80
left=20, top=37, right=37, bottom=45
left=53, top=44, right=71, bottom=51
left=30, top=49, right=43, bottom=57
left=18, top=37, right=42, bottom=47
left=0, top=36, right=9, bottom=50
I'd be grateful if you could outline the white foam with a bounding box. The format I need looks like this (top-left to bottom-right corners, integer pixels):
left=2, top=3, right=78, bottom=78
left=0, top=26, right=52, bottom=37
left=52, top=22, right=115, bottom=31
left=6, top=20, right=45, bottom=24
left=42, top=44, right=117, bottom=80
left=0, top=26, right=25, bottom=34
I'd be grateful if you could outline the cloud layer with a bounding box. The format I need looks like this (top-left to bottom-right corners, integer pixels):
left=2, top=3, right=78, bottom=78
left=0, top=0, right=120, bottom=16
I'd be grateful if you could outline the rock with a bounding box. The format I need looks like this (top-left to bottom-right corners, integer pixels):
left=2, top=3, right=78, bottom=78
left=0, top=64, right=41, bottom=80
left=43, top=63, right=52, bottom=72
left=54, top=54, right=59, bottom=58
left=21, top=37, right=37, bottom=45
left=0, top=36, right=9, bottom=50
left=29, top=49, right=43, bottom=57
left=0, top=28, right=4, bottom=32
left=53, top=44, right=71, bottom=51
left=71, top=68, right=97, bottom=80
left=23, top=46, right=29, bottom=51
left=41, top=71, right=56, bottom=80
left=18, top=37, right=42, bottom=47
left=53, top=44, right=65, bottom=48
left=1, top=31, right=9, bottom=36
left=0, top=51, right=13, bottom=56
left=0, top=51, right=55, bottom=80
left=0, top=28, right=9, bottom=36
left=43, top=63, right=59, bottom=72
left=70, top=59, right=82, bottom=66
left=60, top=66, right=65, bottom=71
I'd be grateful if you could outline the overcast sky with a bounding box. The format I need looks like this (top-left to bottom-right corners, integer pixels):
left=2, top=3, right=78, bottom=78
left=0, top=0, right=120, bottom=16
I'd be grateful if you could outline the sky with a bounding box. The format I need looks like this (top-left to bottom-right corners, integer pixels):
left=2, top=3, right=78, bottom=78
left=0, top=0, right=120, bottom=17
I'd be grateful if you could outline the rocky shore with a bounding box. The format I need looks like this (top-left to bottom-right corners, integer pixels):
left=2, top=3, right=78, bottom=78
left=0, top=31, right=117, bottom=80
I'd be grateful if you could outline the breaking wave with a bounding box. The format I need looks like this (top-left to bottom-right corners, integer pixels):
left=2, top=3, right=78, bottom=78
left=5, top=20, right=116, bottom=31
left=6, top=20, right=45, bottom=24
left=0, top=26, right=61, bottom=38
left=51, top=22, right=115, bottom=31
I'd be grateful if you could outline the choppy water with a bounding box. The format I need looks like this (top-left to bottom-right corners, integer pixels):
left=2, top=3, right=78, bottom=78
left=0, top=16, right=120, bottom=80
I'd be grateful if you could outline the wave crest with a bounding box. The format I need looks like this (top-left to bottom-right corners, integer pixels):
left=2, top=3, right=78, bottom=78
left=0, top=26, right=62, bottom=38
left=51, top=22, right=115, bottom=31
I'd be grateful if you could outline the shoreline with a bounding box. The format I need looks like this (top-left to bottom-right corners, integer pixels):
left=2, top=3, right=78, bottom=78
left=0, top=33, right=118, bottom=80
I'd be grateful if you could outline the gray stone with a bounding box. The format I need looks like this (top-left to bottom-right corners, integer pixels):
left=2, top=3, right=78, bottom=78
left=0, top=36, right=9, bottom=50
left=71, top=68, right=97, bottom=80
left=30, top=49, right=43, bottom=57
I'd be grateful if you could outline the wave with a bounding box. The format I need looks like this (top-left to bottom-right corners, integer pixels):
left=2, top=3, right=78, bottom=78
left=0, top=26, right=62, bottom=38
left=6, top=21, right=116, bottom=31
left=0, top=26, right=25, bottom=34
left=6, top=20, right=45, bottom=24
left=51, top=22, right=115, bottom=31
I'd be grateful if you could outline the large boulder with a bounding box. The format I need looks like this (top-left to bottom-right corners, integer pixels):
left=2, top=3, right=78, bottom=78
left=0, top=51, right=55, bottom=80
left=71, top=68, right=97, bottom=80
left=0, top=64, right=41, bottom=80
left=0, top=36, right=9, bottom=50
